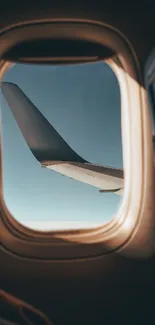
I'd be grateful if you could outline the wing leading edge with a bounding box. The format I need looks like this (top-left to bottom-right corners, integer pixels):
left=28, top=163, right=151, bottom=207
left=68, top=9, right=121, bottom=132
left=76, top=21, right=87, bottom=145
left=1, top=82, right=124, bottom=195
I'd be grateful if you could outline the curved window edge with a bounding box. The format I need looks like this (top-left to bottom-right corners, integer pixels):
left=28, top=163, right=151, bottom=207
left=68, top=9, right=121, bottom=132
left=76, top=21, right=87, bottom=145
left=0, top=19, right=154, bottom=260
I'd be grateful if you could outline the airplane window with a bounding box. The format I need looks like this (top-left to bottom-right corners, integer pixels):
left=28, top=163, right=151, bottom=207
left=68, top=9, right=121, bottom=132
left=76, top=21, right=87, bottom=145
left=1, top=61, right=123, bottom=231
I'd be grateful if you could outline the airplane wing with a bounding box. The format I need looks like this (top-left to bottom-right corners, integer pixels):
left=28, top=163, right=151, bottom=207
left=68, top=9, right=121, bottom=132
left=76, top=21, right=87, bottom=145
left=1, top=82, right=124, bottom=195
left=1, top=82, right=86, bottom=164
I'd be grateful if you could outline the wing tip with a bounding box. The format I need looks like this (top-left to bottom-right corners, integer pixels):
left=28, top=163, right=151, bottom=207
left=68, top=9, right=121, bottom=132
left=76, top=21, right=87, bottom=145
left=1, top=81, right=18, bottom=92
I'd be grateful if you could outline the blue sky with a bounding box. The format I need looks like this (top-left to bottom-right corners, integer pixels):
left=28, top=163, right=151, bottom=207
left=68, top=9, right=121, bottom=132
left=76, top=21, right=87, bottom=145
left=1, top=61, right=123, bottom=230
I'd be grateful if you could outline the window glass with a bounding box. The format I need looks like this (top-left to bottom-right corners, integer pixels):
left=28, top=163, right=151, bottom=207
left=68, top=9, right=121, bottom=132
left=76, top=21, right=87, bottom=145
left=1, top=61, right=123, bottom=230
left=149, top=83, right=155, bottom=131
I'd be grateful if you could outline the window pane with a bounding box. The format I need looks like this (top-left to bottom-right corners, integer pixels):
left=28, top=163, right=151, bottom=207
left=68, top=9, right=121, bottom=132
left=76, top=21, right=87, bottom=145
left=149, top=83, right=155, bottom=131
left=1, top=61, right=123, bottom=231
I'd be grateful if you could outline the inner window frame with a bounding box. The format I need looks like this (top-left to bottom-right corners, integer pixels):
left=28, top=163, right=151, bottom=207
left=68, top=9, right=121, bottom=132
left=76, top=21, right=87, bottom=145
left=0, top=20, right=147, bottom=259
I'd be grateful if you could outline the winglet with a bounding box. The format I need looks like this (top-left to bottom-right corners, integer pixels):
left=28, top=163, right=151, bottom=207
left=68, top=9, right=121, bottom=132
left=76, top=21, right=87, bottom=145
left=1, top=82, right=86, bottom=164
